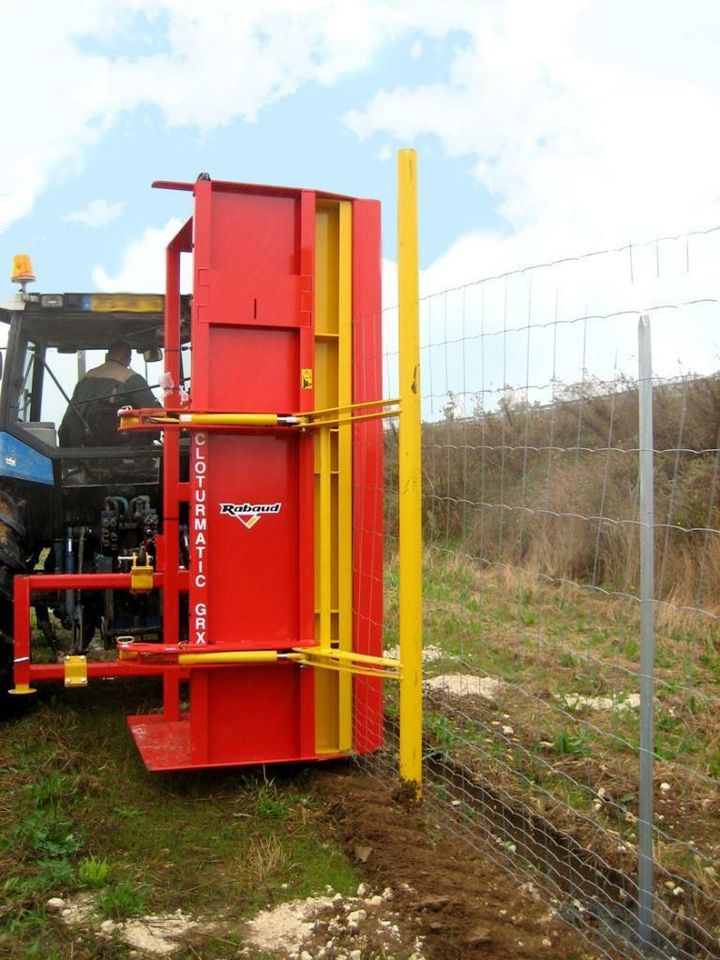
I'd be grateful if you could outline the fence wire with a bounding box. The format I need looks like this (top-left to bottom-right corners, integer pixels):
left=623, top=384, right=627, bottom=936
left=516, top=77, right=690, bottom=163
left=356, top=224, right=720, bottom=960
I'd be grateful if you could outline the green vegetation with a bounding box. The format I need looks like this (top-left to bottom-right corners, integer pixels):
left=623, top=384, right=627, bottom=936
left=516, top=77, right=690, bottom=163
left=551, top=728, right=591, bottom=758
left=0, top=680, right=360, bottom=959
left=424, top=711, right=461, bottom=756
left=96, top=879, right=148, bottom=921
left=385, top=545, right=720, bottom=899
left=419, top=375, right=720, bottom=611
left=77, top=856, right=112, bottom=890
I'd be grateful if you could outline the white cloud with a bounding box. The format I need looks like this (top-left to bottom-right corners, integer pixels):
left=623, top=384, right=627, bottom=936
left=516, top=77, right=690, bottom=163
left=345, top=0, right=720, bottom=274
left=12, top=0, right=720, bottom=408
left=63, top=198, right=126, bottom=228
left=92, top=216, right=189, bottom=291
left=341, top=1, right=720, bottom=404
left=5, top=0, right=720, bottom=270
left=0, top=0, right=474, bottom=233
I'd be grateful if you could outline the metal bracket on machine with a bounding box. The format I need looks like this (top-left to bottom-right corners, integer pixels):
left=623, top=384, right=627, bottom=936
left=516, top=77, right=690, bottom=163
left=292, top=646, right=402, bottom=681
left=64, top=655, right=88, bottom=688
left=293, top=398, right=401, bottom=430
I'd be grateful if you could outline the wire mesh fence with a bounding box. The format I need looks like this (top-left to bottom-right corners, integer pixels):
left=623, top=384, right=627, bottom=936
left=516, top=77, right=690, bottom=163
left=357, top=224, right=720, bottom=959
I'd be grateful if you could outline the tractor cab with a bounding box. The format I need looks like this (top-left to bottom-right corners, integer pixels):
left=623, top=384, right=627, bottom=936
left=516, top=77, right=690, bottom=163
left=0, top=288, right=190, bottom=483
left=0, top=273, right=191, bottom=658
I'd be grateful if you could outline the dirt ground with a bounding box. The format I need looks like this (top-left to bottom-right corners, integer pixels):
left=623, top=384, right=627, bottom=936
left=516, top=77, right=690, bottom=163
left=0, top=675, right=623, bottom=959
left=311, top=766, right=610, bottom=960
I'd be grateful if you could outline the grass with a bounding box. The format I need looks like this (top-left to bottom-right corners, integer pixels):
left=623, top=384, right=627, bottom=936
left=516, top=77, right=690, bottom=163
left=0, top=680, right=360, bottom=959
left=392, top=548, right=720, bottom=910
left=420, top=376, right=720, bottom=613
left=415, top=551, right=719, bottom=766
left=77, top=856, right=112, bottom=890
left=552, top=728, right=591, bottom=758
left=96, top=879, right=148, bottom=920
left=424, top=711, right=461, bottom=757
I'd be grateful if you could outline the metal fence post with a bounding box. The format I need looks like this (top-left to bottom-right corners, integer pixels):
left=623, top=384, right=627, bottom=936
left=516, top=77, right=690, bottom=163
left=397, top=148, right=423, bottom=801
left=637, top=313, right=656, bottom=945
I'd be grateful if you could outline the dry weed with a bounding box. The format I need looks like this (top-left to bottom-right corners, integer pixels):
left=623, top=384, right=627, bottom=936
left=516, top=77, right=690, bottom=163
left=243, top=835, right=289, bottom=885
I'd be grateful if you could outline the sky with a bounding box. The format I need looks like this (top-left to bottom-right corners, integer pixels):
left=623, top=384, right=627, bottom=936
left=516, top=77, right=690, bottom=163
left=2, top=0, right=720, bottom=414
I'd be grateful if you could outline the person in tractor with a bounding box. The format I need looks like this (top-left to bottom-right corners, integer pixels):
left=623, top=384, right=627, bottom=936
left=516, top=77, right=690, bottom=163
left=59, top=340, right=160, bottom=447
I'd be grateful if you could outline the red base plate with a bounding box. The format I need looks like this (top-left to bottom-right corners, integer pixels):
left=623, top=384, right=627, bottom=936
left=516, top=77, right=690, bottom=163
left=127, top=714, right=346, bottom=771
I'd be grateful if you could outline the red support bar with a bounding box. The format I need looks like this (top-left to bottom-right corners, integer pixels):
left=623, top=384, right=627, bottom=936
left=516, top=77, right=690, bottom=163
left=11, top=568, right=196, bottom=688
left=12, top=576, right=31, bottom=691
left=352, top=198, right=384, bottom=754
left=29, top=662, right=170, bottom=681
left=164, top=223, right=185, bottom=406
left=162, top=226, right=185, bottom=651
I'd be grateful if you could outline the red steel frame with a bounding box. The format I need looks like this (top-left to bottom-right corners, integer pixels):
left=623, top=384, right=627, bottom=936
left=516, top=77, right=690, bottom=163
left=13, top=178, right=383, bottom=771
left=352, top=201, right=384, bottom=754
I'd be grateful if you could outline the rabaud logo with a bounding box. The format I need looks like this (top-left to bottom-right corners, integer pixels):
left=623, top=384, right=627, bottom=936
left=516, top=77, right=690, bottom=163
left=219, top=501, right=282, bottom=530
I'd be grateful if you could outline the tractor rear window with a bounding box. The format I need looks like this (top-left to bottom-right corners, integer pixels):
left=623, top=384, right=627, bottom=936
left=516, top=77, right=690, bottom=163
left=40, top=348, right=164, bottom=428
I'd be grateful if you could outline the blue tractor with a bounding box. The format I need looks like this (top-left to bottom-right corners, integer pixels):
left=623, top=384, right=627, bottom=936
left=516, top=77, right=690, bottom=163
left=0, top=257, right=190, bottom=684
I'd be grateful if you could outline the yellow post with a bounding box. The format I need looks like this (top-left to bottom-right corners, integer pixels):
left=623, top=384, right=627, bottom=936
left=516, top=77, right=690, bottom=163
left=397, top=148, right=423, bottom=800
